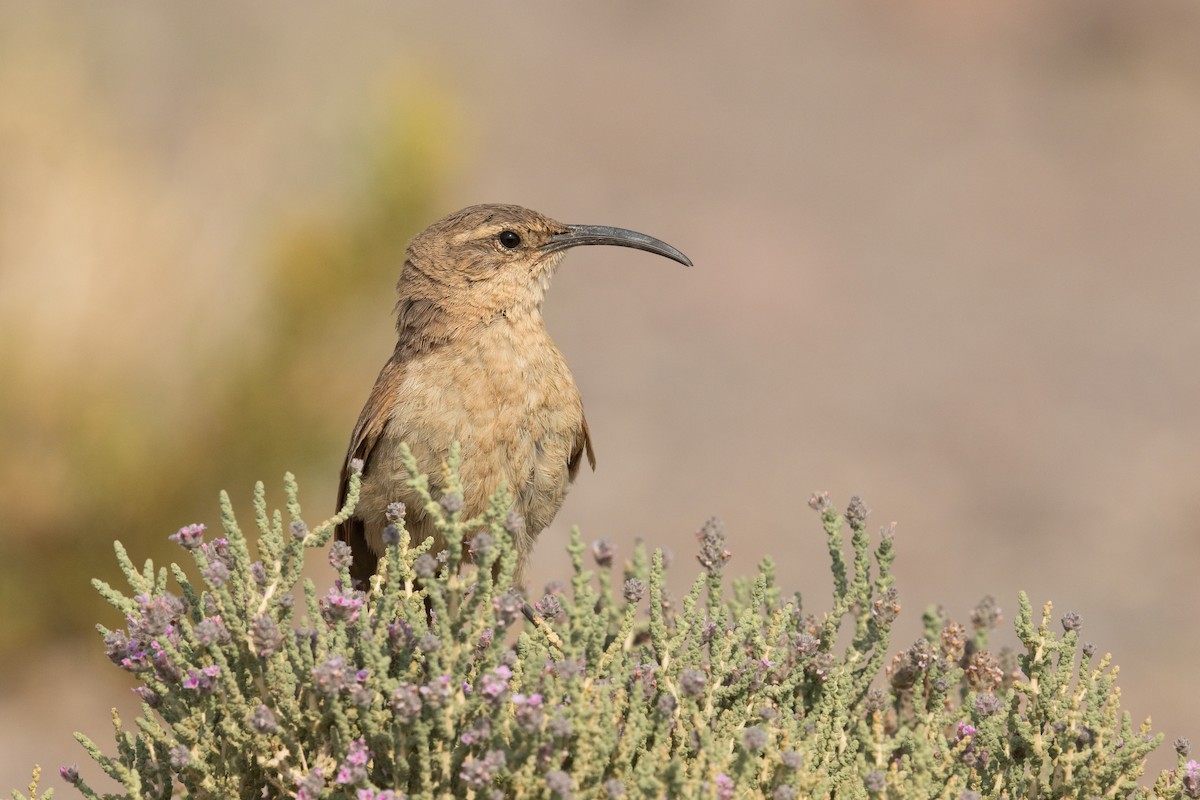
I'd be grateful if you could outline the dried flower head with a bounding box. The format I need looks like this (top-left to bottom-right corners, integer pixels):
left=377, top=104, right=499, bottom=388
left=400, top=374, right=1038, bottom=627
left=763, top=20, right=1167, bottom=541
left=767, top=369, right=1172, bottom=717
left=623, top=578, right=646, bottom=604
left=695, top=516, right=731, bottom=575
left=844, top=496, right=870, bottom=529
left=591, top=539, right=616, bottom=567
left=680, top=667, right=707, bottom=697
left=969, top=595, right=1002, bottom=630
left=535, top=594, right=563, bottom=620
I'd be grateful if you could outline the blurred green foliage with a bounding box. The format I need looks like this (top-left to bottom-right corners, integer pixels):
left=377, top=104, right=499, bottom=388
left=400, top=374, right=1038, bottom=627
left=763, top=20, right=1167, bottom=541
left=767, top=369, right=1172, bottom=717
left=0, top=82, right=457, bottom=658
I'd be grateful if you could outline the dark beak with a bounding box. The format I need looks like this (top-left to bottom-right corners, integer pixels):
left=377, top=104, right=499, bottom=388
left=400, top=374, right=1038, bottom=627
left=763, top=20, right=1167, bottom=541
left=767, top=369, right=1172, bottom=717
left=544, top=224, right=693, bottom=267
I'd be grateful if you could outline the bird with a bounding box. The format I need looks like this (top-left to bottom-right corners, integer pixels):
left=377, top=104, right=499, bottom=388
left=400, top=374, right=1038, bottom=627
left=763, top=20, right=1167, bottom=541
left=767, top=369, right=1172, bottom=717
left=335, top=204, right=691, bottom=587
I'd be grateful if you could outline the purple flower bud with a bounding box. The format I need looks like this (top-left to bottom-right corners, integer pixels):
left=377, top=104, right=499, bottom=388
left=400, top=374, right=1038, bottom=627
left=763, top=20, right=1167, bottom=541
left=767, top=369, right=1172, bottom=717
left=419, top=674, right=453, bottom=708
left=312, top=656, right=348, bottom=697
left=494, top=590, right=524, bottom=626
left=251, top=615, right=284, bottom=657
left=391, top=683, right=423, bottom=722
left=742, top=725, right=768, bottom=752
left=386, top=501, right=406, bottom=524
left=128, top=593, right=185, bottom=640
left=319, top=586, right=365, bottom=624
left=201, top=538, right=232, bottom=570
left=194, top=616, right=230, bottom=647
left=382, top=524, right=401, bottom=546
left=290, top=519, right=309, bottom=541
left=59, top=765, right=80, bottom=785
left=350, top=683, right=375, bottom=708
left=329, top=541, right=354, bottom=570
left=480, top=665, right=512, bottom=703
left=475, top=627, right=495, bottom=656
left=439, top=493, right=464, bottom=514
left=182, top=664, right=221, bottom=695
left=459, top=750, right=506, bottom=789
left=974, top=693, right=1003, bottom=716
left=460, top=716, right=491, bottom=745
left=202, top=559, right=230, bottom=587
left=169, top=744, right=191, bottom=769
left=413, top=553, right=438, bottom=579
left=169, top=523, right=206, bottom=550
left=864, top=770, right=886, bottom=792
left=249, top=703, right=277, bottom=733
left=1182, top=760, right=1200, bottom=799
left=513, top=692, right=544, bottom=732
left=335, top=738, right=371, bottom=785
left=469, top=532, right=495, bottom=561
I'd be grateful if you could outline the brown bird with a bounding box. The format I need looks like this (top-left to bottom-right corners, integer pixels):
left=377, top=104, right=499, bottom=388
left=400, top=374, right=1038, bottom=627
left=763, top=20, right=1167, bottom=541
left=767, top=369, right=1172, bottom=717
left=335, top=204, right=691, bottom=586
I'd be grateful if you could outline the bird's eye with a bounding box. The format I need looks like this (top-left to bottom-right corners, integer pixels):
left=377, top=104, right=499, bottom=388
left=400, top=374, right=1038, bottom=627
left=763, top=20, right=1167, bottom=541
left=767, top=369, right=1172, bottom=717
left=498, top=230, right=521, bottom=249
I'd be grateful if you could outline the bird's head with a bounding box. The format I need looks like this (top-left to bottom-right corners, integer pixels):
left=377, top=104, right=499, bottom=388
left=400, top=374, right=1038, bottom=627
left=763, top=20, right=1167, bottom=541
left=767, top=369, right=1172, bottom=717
left=397, top=204, right=691, bottom=329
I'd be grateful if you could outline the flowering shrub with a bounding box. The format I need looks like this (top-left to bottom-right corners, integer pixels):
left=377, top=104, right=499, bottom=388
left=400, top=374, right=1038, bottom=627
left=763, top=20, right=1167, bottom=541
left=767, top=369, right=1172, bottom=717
left=15, top=443, right=1198, bottom=799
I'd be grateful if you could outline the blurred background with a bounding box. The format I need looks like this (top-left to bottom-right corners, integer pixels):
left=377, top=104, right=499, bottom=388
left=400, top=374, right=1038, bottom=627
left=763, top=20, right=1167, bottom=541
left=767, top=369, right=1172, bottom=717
left=3, top=0, right=1199, bottom=788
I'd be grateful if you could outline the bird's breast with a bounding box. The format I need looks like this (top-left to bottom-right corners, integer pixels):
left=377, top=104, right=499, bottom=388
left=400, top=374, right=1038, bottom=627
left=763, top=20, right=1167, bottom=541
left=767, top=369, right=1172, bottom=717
left=375, top=319, right=584, bottom=534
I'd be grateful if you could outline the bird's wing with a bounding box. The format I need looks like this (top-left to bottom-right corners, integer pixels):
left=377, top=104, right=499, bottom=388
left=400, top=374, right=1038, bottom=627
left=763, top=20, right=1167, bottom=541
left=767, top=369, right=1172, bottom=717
left=568, top=412, right=597, bottom=481
left=335, top=356, right=405, bottom=582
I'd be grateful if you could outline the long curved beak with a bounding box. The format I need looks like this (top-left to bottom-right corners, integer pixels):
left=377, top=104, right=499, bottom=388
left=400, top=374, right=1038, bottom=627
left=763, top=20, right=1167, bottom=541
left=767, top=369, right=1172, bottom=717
left=543, top=224, right=693, bottom=267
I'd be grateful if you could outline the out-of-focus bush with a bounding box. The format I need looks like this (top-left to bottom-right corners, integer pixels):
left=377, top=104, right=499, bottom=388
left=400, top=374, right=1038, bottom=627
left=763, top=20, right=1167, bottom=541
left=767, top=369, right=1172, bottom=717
left=0, top=65, right=458, bottom=655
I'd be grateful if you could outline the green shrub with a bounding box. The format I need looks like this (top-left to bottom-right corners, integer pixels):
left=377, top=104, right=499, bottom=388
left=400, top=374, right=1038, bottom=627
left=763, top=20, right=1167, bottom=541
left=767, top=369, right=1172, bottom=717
left=18, top=444, right=1199, bottom=799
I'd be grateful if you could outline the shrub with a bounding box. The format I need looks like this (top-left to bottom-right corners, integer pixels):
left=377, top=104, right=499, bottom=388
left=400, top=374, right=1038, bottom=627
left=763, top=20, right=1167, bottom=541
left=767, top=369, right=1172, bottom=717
left=17, top=444, right=1197, bottom=799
